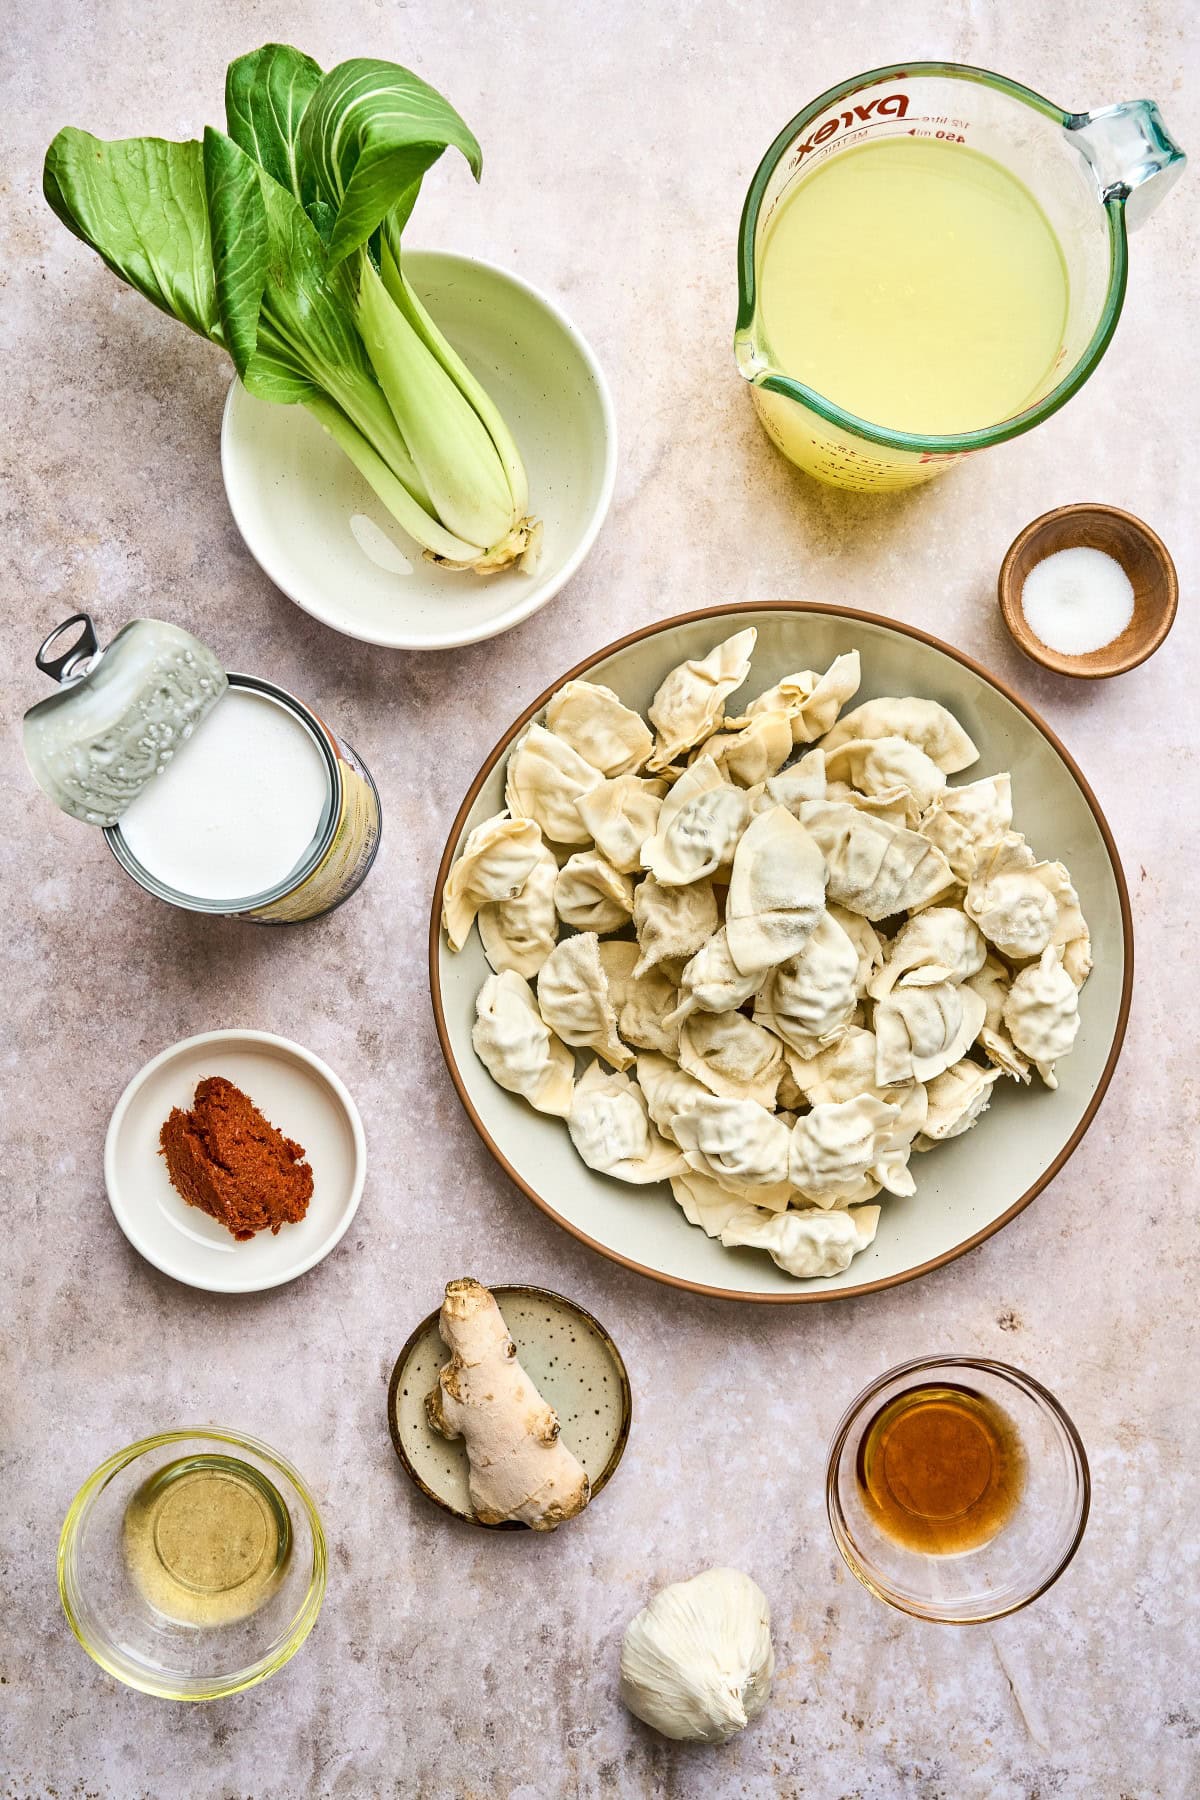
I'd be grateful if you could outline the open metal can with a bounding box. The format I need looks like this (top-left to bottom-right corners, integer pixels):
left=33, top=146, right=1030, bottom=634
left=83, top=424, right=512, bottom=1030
left=24, top=615, right=381, bottom=925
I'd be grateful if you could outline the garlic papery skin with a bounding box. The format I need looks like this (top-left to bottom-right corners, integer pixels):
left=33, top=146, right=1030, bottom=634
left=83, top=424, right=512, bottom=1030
left=619, top=1567, right=775, bottom=1743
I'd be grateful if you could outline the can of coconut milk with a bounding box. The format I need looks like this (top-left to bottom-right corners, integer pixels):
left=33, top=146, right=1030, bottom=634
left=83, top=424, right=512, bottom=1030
left=24, top=615, right=381, bottom=924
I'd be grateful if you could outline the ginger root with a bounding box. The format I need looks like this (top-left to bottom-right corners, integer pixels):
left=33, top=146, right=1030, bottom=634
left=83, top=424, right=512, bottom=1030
left=425, top=1278, right=591, bottom=1531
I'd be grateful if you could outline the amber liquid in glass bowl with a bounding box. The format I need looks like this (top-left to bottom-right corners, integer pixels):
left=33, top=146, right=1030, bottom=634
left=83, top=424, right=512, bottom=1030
left=856, top=1383, right=1025, bottom=1556
left=828, top=1357, right=1089, bottom=1622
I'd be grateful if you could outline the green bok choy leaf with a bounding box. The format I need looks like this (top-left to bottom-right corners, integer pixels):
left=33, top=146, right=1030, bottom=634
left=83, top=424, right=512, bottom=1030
left=43, top=44, right=539, bottom=574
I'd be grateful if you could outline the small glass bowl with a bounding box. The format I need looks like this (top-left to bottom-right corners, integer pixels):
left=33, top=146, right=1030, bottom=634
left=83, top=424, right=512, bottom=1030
left=58, top=1428, right=326, bottom=1699
left=826, top=1357, right=1089, bottom=1624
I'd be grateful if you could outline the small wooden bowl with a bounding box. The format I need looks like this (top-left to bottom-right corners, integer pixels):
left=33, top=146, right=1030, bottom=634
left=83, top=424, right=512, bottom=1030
left=998, top=503, right=1177, bottom=678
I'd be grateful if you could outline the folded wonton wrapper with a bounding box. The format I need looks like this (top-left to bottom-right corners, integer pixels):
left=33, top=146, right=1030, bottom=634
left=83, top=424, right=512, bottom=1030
left=720, top=1204, right=881, bottom=1278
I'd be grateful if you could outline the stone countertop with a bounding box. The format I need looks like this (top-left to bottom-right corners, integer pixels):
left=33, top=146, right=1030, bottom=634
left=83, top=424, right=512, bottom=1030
left=3, top=3, right=1197, bottom=1796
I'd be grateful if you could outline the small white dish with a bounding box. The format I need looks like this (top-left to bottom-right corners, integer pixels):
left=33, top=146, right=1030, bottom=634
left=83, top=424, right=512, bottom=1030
left=221, top=250, right=617, bottom=651
left=105, top=1030, right=366, bottom=1293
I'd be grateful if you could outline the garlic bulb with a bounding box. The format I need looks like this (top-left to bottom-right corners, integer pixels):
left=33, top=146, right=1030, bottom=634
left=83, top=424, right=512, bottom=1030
left=619, top=1567, right=774, bottom=1743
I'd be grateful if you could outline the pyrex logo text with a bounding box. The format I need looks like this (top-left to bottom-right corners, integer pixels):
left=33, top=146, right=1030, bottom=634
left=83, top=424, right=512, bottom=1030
left=794, top=93, right=909, bottom=158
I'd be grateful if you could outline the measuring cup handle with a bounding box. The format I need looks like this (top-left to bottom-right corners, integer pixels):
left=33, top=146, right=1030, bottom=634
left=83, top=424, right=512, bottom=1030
left=1068, top=100, right=1186, bottom=230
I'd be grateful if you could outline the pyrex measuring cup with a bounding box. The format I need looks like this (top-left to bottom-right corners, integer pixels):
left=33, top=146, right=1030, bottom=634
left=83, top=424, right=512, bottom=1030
left=735, top=63, right=1185, bottom=492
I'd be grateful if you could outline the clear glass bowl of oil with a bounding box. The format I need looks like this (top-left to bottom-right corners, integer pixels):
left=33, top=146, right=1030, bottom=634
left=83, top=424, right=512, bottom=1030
left=826, top=1358, right=1089, bottom=1623
left=58, top=1429, right=326, bottom=1698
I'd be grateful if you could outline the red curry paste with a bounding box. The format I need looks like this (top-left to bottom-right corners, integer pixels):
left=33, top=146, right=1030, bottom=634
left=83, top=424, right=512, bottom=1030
left=160, top=1075, right=313, bottom=1241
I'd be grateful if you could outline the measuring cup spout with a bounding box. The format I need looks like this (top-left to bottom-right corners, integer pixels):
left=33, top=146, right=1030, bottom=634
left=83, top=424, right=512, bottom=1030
left=1068, top=100, right=1186, bottom=229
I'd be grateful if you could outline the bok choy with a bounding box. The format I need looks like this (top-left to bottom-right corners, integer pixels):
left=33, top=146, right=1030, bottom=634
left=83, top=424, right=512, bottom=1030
left=43, top=44, right=540, bottom=574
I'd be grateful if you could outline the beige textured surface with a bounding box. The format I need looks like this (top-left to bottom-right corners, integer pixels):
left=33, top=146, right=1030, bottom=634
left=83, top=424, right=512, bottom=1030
left=2, top=3, right=1196, bottom=1796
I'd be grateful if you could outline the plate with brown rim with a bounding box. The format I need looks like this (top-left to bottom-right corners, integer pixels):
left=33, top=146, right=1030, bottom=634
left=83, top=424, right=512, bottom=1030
left=429, top=604, right=1132, bottom=1304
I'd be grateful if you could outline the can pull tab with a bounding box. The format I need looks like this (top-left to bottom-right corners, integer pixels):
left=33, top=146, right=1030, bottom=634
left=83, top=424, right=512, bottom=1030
left=23, top=614, right=228, bottom=826
left=36, top=612, right=100, bottom=685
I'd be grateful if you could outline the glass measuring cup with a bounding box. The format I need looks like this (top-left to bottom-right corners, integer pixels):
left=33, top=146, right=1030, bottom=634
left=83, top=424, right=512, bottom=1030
left=735, top=63, right=1185, bottom=492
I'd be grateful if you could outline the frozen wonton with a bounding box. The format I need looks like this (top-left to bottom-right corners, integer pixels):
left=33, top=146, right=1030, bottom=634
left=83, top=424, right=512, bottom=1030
left=965, top=955, right=1030, bottom=1082
left=647, top=629, right=758, bottom=770
left=920, top=774, right=1012, bottom=881
left=575, top=774, right=668, bottom=873
left=824, top=735, right=947, bottom=815
left=598, top=943, right=681, bottom=1059
left=636, top=1052, right=712, bottom=1146
left=868, top=907, right=986, bottom=999
left=821, top=695, right=979, bottom=774
left=719, top=1203, right=880, bottom=1278
left=725, top=806, right=827, bottom=975
left=1003, top=946, right=1081, bottom=1088
left=874, top=982, right=987, bottom=1085
left=633, top=875, right=718, bottom=978
left=965, top=834, right=1091, bottom=981
left=667, top=927, right=763, bottom=1025
left=443, top=813, right=544, bottom=953
left=671, top=1093, right=792, bottom=1204
left=640, top=756, right=750, bottom=886
left=788, top=1096, right=900, bottom=1205
left=678, top=1010, right=784, bottom=1109
left=505, top=724, right=600, bottom=845
left=545, top=680, right=653, bottom=777
left=478, top=845, right=559, bottom=978
left=754, top=911, right=859, bottom=1057
left=537, top=932, right=631, bottom=1069
left=799, top=799, right=954, bottom=921
left=731, top=651, right=861, bottom=744
left=696, top=709, right=794, bottom=787
left=918, top=1059, right=1002, bottom=1146
left=554, top=850, right=635, bottom=933
left=472, top=972, right=574, bottom=1117
left=567, top=1061, right=686, bottom=1184
left=669, top=1168, right=746, bottom=1238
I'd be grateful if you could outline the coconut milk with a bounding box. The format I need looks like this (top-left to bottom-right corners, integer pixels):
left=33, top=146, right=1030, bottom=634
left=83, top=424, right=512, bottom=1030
left=119, top=687, right=329, bottom=901
left=106, top=672, right=382, bottom=924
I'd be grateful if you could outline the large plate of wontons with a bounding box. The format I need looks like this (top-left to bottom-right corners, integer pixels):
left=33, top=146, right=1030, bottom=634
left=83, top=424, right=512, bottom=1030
left=430, top=605, right=1132, bottom=1303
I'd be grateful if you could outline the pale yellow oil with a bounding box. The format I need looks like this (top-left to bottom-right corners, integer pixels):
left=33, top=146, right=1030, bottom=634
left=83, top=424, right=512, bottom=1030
left=123, top=1454, right=292, bottom=1626
left=757, top=136, right=1070, bottom=435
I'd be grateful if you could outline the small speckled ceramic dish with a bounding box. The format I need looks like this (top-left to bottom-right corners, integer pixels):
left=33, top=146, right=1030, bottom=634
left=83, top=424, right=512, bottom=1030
left=221, top=250, right=616, bottom=652
left=998, top=503, right=1178, bottom=678
left=104, top=1030, right=366, bottom=1294
left=388, top=1285, right=632, bottom=1529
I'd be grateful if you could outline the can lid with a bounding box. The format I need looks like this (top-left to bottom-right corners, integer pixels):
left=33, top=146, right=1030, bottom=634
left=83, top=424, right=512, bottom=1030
left=23, top=614, right=229, bottom=826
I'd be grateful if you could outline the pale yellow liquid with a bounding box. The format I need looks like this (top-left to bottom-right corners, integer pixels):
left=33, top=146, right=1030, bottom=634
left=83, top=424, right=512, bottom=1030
left=124, top=1454, right=291, bottom=1626
left=758, top=137, right=1069, bottom=435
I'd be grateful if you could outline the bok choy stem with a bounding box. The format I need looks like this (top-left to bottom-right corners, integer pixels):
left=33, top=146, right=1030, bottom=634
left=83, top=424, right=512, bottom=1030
left=304, top=392, right=487, bottom=564
left=353, top=256, right=516, bottom=552
left=379, top=241, right=529, bottom=518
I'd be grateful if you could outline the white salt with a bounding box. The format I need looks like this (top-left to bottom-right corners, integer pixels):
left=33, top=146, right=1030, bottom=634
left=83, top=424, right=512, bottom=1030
left=1020, top=545, right=1135, bottom=656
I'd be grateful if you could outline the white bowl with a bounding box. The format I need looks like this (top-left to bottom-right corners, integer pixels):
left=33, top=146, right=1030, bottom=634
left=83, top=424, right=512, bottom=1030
left=430, top=604, right=1133, bottom=1304
left=220, top=251, right=616, bottom=650
left=105, top=1030, right=366, bottom=1293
